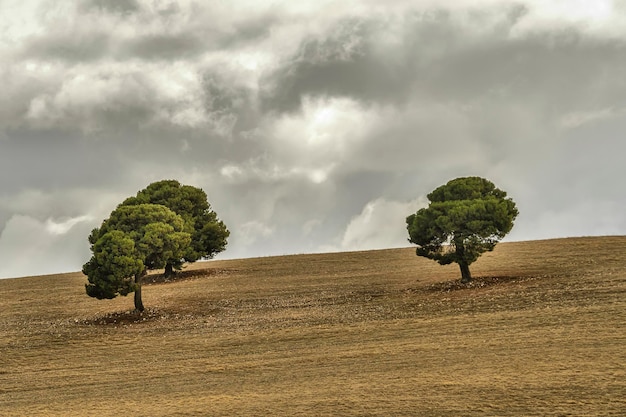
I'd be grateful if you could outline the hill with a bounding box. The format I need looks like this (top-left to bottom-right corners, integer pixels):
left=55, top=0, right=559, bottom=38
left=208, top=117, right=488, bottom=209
left=1, top=236, right=625, bottom=416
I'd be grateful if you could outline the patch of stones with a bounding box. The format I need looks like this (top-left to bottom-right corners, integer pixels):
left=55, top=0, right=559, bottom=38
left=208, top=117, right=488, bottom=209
left=78, top=308, right=166, bottom=325
left=424, top=275, right=538, bottom=292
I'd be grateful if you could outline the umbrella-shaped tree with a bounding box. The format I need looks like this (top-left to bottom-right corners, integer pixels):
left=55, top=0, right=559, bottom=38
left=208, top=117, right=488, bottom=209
left=406, top=177, right=518, bottom=283
left=83, top=204, right=191, bottom=312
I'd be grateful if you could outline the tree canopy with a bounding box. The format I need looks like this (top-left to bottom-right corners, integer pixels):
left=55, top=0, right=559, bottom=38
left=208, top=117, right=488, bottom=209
left=121, top=180, right=229, bottom=276
left=83, top=230, right=144, bottom=300
left=406, top=176, right=518, bottom=282
left=84, top=180, right=229, bottom=312
left=84, top=203, right=192, bottom=312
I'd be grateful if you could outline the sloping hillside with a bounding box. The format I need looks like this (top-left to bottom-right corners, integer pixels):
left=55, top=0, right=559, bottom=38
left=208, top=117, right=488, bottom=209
left=1, top=236, right=625, bottom=416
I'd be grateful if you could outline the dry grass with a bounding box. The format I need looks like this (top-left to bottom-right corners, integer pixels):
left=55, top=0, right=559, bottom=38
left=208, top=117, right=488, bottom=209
left=1, top=236, right=625, bottom=416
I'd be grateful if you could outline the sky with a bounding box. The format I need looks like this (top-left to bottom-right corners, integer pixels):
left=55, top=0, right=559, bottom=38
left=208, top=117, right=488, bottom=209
left=1, top=0, right=625, bottom=279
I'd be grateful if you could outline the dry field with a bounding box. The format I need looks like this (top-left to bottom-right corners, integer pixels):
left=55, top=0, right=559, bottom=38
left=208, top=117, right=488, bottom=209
left=1, top=236, right=625, bottom=416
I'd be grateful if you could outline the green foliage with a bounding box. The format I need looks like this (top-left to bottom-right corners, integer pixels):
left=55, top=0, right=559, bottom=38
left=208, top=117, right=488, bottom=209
left=406, top=177, right=518, bottom=281
left=83, top=179, right=228, bottom=310
left=83, top=204, right=191, bottom=307
left=121, top=180, right=229, bottom=264
left=139, top=222, right=191, bottom=270
left=83, top=230, right=144, bottom=299
left=89, top=203, right=190, bottom=270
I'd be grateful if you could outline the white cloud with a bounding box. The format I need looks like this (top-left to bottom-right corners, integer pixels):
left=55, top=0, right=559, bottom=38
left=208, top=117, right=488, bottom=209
left=508, top=200, right=626, bottom=242
left=0, top=188, right=125, bottom=223
left=1, top=0, right=49, bottom=42
left=339, top=197, right=428, bottom=251
left=302, top=219, right=322, bottom=236
left=270, top=95, right=371, bottom=156
left=307, top=167, right=332, bottom=184
left=511, top=0, right=622, bottom=38
left=22, top=63, right=214, bottom=132
left=0, top=214, right=93, bottom=279
left=45, top=215, right=93, bottom=236
left=220, top=164, right=245, bottom=180
left=558, top=107, right=621, bottom=130
left=219, top=158, right=335, bottom=185
left=236, top=220, right=274, bottom=246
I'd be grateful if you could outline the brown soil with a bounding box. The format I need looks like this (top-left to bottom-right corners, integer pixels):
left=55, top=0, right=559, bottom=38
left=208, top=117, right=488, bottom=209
left=1, top=236, right=625, bottom=416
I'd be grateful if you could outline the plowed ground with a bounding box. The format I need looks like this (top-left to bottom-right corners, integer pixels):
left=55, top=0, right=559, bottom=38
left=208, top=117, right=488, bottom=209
left=1, top=236, right=625, bottom=416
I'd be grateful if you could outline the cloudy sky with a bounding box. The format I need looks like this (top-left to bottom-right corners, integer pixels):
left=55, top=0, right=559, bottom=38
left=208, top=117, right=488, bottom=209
left=1, top=0, right=625, bottom=279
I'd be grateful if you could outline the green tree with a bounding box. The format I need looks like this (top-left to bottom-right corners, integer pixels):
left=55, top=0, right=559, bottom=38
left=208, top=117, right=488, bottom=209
left=84, top=204, right=191, bottom=312
left=121, top=180, right=229, bottom=277
left=406, top=177, right=518, bottom=283
left=83, top=231, right=144, bottom=300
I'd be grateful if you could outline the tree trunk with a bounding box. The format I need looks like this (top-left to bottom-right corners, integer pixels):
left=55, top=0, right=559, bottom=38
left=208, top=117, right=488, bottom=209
left=164, top=262, right=174, bottom=278
left=459, top=261, right=472, bottom=283
left=454, top=239, right=472, bottom=283
left=134, top=273, right=145, bottom=313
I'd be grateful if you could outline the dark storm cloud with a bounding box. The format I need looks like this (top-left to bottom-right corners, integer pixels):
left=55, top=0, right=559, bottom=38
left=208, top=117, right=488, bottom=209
left=80, top=0, right=141, bottom=15
left=262, top=9, right=626, bottom=117
left=260, top=17, right=411, bottom=112
left=121, top=33, right=206, bottom=60
left=256, top=7, right=626, bottom=182
left=0, top=129, right=120, bottom=193
left=222, top=14, right=276, bottom=48
left=259, top=9, right=515, bottom=111
left=21, top=32, right=111, bottom=62
left=118, top=13, right=279, bottom=60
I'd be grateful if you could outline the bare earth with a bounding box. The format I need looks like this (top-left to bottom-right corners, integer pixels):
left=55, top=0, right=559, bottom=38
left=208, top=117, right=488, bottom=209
left=1, top=236, right=625, bottom=416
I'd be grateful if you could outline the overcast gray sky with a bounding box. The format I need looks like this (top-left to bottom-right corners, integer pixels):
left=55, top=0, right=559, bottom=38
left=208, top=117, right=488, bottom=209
left=1, top=0, right=625, bottom=279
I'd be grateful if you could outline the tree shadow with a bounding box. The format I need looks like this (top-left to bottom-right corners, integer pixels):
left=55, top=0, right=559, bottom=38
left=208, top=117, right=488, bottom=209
left=423, top=275, right=538, bottom=292
left=142, top=267, right=235, bottom=285
left=79, top=308, right=166, bottom=326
